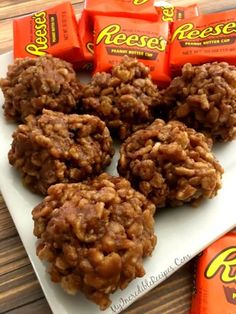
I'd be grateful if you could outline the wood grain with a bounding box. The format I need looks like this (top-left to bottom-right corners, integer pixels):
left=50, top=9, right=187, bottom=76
left=1, top=1, right=236, bottom=314
left=0, top=0, right=84, bottom=20
left=169, top=0, right=236, bottom=12
left=6, top=298, right=52, bottom=314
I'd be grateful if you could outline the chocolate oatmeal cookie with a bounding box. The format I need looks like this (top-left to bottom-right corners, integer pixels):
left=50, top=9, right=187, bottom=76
left=8, top=110, right=114, bottom=194
left=0, top=55, right=82, bottom=122
left=118, top=119, right=223, bottom=208
left=32, top=173, right=157, bottom=310
left=162, top=62, right=236, bottom=142
left=81, top=56, right=161, bottom=139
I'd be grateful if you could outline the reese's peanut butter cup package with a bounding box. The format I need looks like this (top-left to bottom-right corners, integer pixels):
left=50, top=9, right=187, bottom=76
left=154, top=1, right=199, bottom=22
left=191, top=232, right=236, bottom=314
left=94, top=15, right=170, bottom=86
left=13, top=1, right=81, bottom=63
left=170, top=9, right=236, bottom=73
left=77, top=10, right=94, bottom=68
left=84, top=0, right=158, bottom=21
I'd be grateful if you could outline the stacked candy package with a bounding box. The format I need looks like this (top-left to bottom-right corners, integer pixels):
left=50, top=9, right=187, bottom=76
left=13, top=0, right=200, bottom=85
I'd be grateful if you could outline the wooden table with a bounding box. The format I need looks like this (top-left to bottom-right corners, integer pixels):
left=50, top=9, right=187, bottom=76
left=0, top=1, right=236, bottom=313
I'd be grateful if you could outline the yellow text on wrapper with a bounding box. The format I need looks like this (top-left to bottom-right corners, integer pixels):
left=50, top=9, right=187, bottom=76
left=25, top=11, right=48, bottom=56
left=133, top=0, right=149, bottom=5
left=162, top=6, right=175, bottom=22
left=96, top=24, right=167, bottom=51
left=205, top=247, right=236, bottom=284
left=171, top=21, right=236, bottom=42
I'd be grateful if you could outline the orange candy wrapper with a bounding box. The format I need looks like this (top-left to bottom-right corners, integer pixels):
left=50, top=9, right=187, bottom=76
left=84, top=0, right=158, bottom=21
left=191, top=232, right=236, bottom=314
left=94, top=15, right=170, bottom=86
left=77, top=0, right=159, bottom=66
left=154, top=2, right=199, bottom=22
left=77, top=10, right=94, bottom=68
left=13, top=2, right=81, bottom=63
left=170, top=9, right=236, bottom=73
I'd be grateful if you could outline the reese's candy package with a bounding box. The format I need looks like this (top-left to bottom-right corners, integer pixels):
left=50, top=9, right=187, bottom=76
left=84, top=0, right=158, bottom=21
left=77, top=10, right=94, bottom=67
left=94, top=15, right=170, bottom=86
left=154, top=1, right=199, bottom=22
left=170, top=9, right=236, bottom=73
left=13, top=2, right=80, bottom=63
left=79, top=0, right=158, bottom=67
left=191, top=232, right=236, bottom=314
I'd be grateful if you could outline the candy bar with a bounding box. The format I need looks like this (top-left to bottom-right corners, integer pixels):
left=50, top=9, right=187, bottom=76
left=154, top=1, right=199, bottom=22
left=84, top=0, right=158, bottom=21
left=77, top=10, right=94, bottom=67
left=13, top=2, right=80, bottom=63
left=170, top=9, right=236, bottom=73
left=94, top=15, right=170, bottom=86
left=191, top=232, right=236, bottom=314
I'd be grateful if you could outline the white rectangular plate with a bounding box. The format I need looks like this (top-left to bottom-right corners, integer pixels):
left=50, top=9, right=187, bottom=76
left=0, top=51, right=236, bottom=314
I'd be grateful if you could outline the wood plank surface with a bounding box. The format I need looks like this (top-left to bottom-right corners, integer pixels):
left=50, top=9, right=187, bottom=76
left=0, top=1, right=236, bottom=314
left=0, top=0, right=84, bottom=20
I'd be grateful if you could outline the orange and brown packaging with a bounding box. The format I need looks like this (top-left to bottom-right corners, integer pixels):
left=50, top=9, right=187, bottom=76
left=170, top=9, right=236, bottom=73
left=77, top=0, right=159, bottom=66
left=76, top=10, right=94, bottom=69
left=154, top=2, right=199, bottom=22
left=13, top=1, right=81, bottom=64
left=93, top=15, right=170, bottom=86
left=84, top=0, right=158, bottom=21
left=191, top=232, right=236, bottom=314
